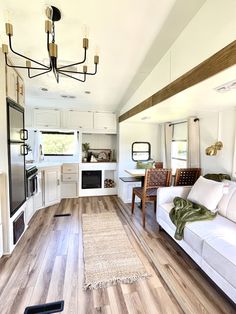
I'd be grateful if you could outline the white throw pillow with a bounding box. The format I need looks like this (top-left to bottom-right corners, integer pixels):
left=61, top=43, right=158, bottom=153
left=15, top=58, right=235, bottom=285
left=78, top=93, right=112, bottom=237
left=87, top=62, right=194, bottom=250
left=187, top=176, right=224, bottom=212
left=218, top=180, right=236, bottom=216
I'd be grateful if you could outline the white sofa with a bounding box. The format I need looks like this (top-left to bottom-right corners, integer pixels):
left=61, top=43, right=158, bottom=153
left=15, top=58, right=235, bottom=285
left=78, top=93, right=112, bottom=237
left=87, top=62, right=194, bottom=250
left=156, top=182, right=236, bottom=304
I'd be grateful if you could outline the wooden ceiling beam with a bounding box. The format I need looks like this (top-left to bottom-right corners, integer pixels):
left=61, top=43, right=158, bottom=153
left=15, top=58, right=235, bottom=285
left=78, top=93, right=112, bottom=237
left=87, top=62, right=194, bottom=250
left=119, top=40, right=236, bottom=123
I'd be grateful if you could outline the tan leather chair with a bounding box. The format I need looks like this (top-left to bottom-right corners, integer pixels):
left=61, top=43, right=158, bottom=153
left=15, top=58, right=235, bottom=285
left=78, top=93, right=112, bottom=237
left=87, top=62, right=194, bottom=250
left=131, top=168, right=172, bottom=227
left=174, top=168, right=201, bottom=186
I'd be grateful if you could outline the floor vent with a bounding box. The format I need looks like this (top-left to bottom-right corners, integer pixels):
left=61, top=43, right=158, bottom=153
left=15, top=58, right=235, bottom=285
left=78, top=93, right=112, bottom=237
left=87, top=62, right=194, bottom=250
left=54, top=213, right=71, bottom=217
left=24, top=300, right=64, bottom=314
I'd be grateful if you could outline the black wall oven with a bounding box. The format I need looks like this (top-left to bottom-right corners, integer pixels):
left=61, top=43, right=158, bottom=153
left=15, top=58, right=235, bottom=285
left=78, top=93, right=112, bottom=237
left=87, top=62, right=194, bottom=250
left=26, top=166, right=38, bottom=197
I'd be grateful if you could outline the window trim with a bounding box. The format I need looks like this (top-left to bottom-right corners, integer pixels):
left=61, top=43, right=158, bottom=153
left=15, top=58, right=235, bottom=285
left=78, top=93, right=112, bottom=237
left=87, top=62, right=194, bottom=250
left=41, top=131, right=75, bottom=156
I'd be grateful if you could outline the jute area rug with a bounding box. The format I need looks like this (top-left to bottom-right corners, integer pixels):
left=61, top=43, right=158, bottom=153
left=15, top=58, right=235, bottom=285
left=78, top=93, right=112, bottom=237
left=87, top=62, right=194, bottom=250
left=82, top=211, right=150, bottom=289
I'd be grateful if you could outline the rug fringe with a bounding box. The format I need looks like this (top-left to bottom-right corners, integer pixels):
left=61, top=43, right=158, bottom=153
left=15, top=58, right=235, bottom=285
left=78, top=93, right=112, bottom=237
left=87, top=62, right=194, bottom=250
left=83, top=272, right=151, bottom=290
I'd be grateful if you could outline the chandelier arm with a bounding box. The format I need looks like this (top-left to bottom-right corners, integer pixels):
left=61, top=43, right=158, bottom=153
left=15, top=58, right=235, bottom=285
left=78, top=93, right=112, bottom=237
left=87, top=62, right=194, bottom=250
left=58, top=70, right=86, bottom=82
left=4, top=53, right=49, bottom=71
left=57, top=48, right=87, bottom=70
left=85, top=64, right=98, bottom=76
left=8, top=35, right=49, bottom=69
left=27, top=67, right=52, bottom=79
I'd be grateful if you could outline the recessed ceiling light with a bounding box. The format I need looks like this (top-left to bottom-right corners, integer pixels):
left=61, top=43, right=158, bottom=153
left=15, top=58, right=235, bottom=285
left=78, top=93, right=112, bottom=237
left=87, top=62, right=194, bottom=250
left=141, top=116, right=151, bottom=120
left=41, top=87, right=48, bottom=91
left=60, top=95, right=76, bottom=99
left=85, top=91, right=91, bottom=94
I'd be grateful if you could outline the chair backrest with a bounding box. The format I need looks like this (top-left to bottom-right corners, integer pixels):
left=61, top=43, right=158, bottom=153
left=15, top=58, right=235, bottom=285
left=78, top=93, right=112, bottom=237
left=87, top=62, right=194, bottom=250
left=154, top=162, right=163, bottom=169
left=144, top=168, right=172, bottom=190
left=174, top=168, right=201, bottom=186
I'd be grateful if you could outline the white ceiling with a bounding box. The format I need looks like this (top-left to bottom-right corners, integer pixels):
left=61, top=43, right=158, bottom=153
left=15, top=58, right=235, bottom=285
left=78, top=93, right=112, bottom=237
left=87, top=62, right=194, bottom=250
left=0, top=0, right=205, bottom=112
left=126, top=65, right=236, bottom=124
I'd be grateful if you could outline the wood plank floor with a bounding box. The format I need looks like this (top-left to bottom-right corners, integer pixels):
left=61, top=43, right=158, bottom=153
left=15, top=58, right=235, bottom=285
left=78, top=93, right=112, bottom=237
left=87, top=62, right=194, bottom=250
left=0, top=196, right=235, bottom=314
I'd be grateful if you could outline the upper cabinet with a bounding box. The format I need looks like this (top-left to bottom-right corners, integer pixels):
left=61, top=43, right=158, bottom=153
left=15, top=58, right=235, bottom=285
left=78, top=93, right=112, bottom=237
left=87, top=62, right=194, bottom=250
left=6, top=64, right=25, bottom=106
left=94, top=112, right=117, bottom=133
left=17, top=76, right=25, bottom=107
left=63, top=110, right=93, bottom=130
left=26, top=108, right=117, bottom=133
left=34, top=108, right=61, bottom=129
left=6, top=66, right=18, bottom=103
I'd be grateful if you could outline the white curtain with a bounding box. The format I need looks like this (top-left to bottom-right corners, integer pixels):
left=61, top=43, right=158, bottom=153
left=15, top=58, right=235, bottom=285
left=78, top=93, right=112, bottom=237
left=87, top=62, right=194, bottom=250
left=33, top=130, right=43, bottom=162
left=161, top=122, right=173, bottom=168
left=187, top=117, right=200, bottom=168
left=232, top=125, right=236, bottom=179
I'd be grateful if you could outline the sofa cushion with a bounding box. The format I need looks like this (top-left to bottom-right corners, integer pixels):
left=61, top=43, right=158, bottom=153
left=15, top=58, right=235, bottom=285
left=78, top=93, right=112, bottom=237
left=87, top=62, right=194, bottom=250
left=158, top=203, right=235, bottom=255
left=184, top=215, right=236, bottom=255
left=187, top=176, right=224, bottom=212
left=202, top=235, right=236, bottom=289
left=218, top=180, right=236, bottom=223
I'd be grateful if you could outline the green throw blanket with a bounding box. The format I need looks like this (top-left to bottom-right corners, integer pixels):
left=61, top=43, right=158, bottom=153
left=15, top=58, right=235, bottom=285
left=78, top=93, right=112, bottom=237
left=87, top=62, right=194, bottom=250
left=169, top=197, right=217, bottom=240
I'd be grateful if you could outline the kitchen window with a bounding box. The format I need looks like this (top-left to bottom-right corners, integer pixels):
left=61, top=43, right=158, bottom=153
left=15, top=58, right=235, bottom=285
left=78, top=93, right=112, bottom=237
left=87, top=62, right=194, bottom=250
left=171, top=122, right=187, bottom=173
left=41, top=131, right=76, bottom=156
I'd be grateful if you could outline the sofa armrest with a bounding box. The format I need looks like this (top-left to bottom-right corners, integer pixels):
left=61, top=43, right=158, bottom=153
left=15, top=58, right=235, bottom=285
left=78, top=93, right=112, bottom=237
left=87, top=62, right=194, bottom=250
left=157, top=186, right=192, bottom=206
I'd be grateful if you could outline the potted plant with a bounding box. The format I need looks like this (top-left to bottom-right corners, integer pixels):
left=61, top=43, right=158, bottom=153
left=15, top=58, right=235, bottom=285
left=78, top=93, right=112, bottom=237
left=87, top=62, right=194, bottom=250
left=82, top=143, right=90, bottom=162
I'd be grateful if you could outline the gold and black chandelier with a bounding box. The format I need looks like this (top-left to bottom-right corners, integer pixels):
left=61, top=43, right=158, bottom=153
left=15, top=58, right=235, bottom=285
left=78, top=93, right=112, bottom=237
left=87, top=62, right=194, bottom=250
left=2, top=6, right=99, bottom=83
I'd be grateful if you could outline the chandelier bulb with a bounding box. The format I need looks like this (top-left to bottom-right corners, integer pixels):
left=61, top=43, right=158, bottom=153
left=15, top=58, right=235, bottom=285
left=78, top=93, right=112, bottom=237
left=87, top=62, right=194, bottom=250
left=5, top=23, right=13, bottom=36
left=94, top=55, right=99, bottom=64
left=26, top=60, right=31, bottom=68
left=49, top=43, right=58, bottom=57
left=45, top=20, right=52, bottom=33
left=83, top=65, right=87, bottom=73
left=2, top=44, right=8, bottom=54
left=83, top=38, right=89, bottom=49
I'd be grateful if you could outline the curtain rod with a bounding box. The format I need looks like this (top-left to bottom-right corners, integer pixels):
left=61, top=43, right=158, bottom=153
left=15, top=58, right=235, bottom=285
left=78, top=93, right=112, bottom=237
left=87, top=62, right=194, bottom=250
left=169, top=118, right=199, bottom=127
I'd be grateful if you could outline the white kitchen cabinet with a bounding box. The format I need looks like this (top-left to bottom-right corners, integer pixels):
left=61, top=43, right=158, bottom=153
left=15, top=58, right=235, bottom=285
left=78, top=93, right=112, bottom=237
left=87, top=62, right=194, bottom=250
left=17, top=76, right=25, bottom=107
left=44, top=167, right=61, bottom=207
left=6, top=66, right=18, bottom=103
left=63, top=110, right=93, bottom=130
left=25, top=197, right=34, bottom=224
left=34, top=109, right=61, bottom=129
left=6, top=63, right=25, bottom=106
left=94, top=112, right=117, bottom=133
left=61, top=163, right=78, bottom=198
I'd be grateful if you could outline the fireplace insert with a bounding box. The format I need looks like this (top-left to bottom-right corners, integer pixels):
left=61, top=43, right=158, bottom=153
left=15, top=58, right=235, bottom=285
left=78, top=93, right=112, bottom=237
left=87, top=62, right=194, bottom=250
left=82, top=170, right=102, bottom=189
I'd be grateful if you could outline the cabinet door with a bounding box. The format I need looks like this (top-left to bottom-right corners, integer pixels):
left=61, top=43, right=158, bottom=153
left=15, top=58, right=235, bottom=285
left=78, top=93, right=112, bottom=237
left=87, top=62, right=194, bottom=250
left=25, top=197, right=34, bottom=224
left=65, top=110, right=93, bottom=130
left=6, top=66, right=18, bottom=103
left=33, top=171, right=44, bottom=210
left=94, top=112, right=117, bottom=132
left=34, top=109, right=61, bottom=129
left=17, top=76, right=25, bottom=107
left=44, top=168, right=61, bottom=207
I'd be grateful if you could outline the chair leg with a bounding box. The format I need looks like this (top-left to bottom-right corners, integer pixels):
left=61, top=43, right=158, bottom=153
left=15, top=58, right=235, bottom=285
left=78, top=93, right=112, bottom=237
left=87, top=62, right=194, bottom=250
left=131, top=192, right=135, bottom=214
left=142, top=198, right=146, bottom=228
left=154, top=199, right=157, bottom=213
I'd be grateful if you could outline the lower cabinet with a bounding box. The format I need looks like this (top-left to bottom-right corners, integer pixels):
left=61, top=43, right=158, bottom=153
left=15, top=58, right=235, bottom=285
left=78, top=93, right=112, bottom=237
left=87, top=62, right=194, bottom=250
left=25, top=197, right=34, bottom=225
left=44, top=168, right=61, bottom=206
left=34, top=167, right=61, bottom=210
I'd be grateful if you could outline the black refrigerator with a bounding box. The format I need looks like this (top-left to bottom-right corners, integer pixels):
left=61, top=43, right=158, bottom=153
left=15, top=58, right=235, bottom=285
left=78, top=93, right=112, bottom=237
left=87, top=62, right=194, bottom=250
left=7, top=98, right=28, bottom=217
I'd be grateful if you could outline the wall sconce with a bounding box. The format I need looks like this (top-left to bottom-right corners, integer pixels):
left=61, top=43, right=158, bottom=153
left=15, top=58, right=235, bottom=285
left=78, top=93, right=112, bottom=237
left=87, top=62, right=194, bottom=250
left=205, top=113, right=223, bottom=156
left=205, top=141, right=223, bottom=156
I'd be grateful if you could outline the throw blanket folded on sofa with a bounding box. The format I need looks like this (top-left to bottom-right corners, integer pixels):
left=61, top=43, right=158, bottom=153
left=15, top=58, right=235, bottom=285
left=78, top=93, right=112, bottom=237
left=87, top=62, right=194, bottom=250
left=169, top=197, right=217, bottom=240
